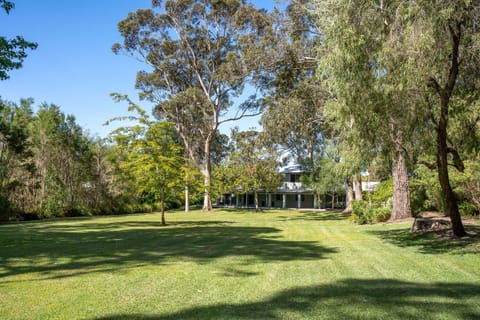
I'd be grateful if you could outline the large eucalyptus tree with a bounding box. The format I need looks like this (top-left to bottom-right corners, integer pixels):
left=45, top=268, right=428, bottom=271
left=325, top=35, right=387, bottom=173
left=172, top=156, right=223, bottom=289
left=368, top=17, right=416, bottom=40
left=316, top=0, right=480, bottom=235
left=113, top=0, right=272, bottom=211
left=260, top=0, right=326, bottom=165
left=316, top=0, right=421, bottom=221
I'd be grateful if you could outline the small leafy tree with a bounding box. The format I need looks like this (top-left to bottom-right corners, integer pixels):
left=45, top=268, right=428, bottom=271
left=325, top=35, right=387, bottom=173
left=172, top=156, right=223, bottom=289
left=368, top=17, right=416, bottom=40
left=108, top=104, right=187, bottom=225
left=302, top=153, right=344, bottom=209
left=226, top=129, right=282, bottom=212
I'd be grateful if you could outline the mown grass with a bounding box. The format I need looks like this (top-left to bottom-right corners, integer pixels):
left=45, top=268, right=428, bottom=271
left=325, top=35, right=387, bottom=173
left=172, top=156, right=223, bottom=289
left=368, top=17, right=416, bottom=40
left=0, top=209, right=479, bottom=319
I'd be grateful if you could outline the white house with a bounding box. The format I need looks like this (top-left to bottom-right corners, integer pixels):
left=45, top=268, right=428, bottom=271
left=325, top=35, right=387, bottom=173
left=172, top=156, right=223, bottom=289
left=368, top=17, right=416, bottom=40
left=218, top=164, right=322, bottom=209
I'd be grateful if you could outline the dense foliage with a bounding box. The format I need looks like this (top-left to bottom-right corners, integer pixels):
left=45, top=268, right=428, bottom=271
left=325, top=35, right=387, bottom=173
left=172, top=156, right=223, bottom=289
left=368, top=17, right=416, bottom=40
left=0, top=99, right=199, bottom=221
left=1, top=1, right=479, bottom=237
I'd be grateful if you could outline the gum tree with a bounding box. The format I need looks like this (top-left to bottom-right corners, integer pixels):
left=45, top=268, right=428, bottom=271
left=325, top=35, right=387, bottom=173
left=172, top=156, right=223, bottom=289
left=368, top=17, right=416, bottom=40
left=316, top=0, right=419, bottom=221
left=113, top=0, right=272, bottom=211
left=316, top=0, right=480, bottom=235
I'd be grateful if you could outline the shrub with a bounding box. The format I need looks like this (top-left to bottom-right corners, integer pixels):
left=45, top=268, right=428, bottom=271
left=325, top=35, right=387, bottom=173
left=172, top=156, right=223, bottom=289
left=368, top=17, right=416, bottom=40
left=458, top=201, right=479, bottom=217
left=372, top=208, right=391, bottom=223
left=370, top=179, right=393, bottom=209
left=0, top=195, right=12, bottom=221
left=64, top=205, right=93, bottom=217
left=409, top=179, right=431, bottom=217
left=351, top=200, right=391, bottom=225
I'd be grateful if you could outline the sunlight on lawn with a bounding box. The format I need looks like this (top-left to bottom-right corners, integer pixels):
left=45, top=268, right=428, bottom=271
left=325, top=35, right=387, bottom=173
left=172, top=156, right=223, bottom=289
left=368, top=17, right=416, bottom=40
left=0, top=210, right=479, bottom=319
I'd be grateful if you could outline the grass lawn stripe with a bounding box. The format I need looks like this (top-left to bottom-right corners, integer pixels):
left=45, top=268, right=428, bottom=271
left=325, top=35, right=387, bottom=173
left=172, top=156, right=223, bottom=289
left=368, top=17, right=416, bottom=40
left=0, top=210, right=479, bottom=319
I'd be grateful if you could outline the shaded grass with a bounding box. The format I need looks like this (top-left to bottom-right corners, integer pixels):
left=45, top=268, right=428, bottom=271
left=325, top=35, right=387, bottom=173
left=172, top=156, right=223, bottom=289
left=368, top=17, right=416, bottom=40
left=369, top=224, right=480, bottom=255
left=0, top=210, right=479, bottom=319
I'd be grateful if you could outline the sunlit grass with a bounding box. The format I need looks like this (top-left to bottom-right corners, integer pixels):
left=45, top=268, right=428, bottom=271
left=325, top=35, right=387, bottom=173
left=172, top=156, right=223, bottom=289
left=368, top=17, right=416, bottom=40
left=0, top=209, right=479, bottom=319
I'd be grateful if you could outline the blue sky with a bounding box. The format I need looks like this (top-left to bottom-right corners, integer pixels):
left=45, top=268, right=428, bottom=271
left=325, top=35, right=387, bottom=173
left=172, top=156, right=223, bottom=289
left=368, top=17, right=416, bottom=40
left=0, top=0, right=278, bottom=138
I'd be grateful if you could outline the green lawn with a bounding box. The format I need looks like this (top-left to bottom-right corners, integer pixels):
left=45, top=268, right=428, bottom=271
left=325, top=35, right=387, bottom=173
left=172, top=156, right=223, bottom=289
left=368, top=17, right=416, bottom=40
left=0, top=210, right=479, bottom=319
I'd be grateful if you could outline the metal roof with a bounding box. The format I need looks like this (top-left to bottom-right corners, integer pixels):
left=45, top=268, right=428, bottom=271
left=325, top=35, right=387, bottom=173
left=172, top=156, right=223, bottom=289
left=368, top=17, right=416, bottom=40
left=279, top=164, right=306, bottom=174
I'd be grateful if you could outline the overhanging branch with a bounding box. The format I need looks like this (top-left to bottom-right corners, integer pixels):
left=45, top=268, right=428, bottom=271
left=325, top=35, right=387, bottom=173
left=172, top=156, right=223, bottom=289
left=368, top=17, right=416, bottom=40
left=218, top=110, right=263, bottom=126
left=447, top=147, right=465, bottom=172
left=416, top=159, right=437, bottom=170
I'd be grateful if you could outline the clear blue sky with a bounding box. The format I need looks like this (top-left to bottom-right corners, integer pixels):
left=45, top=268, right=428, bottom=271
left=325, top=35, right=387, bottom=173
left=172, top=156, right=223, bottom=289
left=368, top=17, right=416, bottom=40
left=0, top=0, right=278, bottom=138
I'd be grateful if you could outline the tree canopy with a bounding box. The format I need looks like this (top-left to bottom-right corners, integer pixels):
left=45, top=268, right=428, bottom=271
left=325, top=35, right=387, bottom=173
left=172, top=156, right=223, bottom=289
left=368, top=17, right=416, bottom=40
left=113, top=0, right=274, bottom=211
left=0, top=0, right=37, bottom=80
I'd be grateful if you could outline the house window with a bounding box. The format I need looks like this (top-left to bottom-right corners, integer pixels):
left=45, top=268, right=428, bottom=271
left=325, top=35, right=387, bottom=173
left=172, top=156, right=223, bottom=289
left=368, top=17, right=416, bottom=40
left=276, top=194, right=282, bottom=201
left=290, top=174, right=300, bottom=183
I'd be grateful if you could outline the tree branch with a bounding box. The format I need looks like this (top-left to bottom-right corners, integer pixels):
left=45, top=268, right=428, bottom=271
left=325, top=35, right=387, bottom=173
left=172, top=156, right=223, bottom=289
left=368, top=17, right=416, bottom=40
left=218, top=110, right=263, bottom=126
left=415, top=159, right=437, bottom=170
left=447, top=146, right=465, bottom=172
left=445, top=21, right=462, bottom=97
left=427, top=77, right=443, bottom=97
left=456, top=115, right=480, bottom=149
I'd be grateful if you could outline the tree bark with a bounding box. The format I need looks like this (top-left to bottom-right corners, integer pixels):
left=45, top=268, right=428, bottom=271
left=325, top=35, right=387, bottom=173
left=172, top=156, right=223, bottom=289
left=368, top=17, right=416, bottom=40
left=437, top=113, right=466, bottom=236
left=202, top=137, right=213, bottom=211
left=184, top=185, right=189, bottom=212
left=428, top=22, right=466, bottom=237
left=343, top=177, right=354, bottom=214
left=390, top=131, right=411, bottom=220
left=254, top=190, right=259, bottom=212
left=353, top=174, right=363, bottom=201
left=161, top=187, right=166, bottom=226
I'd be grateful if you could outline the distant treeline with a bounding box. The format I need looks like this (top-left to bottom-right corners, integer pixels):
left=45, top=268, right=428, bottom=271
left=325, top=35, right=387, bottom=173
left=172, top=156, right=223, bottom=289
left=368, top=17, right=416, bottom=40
left=0, top=99, right=194, bottom=221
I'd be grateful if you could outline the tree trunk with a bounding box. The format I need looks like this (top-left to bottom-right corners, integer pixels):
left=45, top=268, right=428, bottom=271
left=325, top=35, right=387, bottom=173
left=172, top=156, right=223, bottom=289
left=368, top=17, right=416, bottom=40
left=437, top=114, right=466, bottom=236
left=254, top=190, right=259, bottom=212
left=161, top=188, right=166, bottom=226
left=202, top=138, right=213, bottom=211
left=343, top=177, right=354, bottom=214
left=353, top=174, right=363, bottom=201
left=184, top=185, right=189, bottom=212
left=430, top=23, right=466, bottom=237
left=390, top=131, right=411, bottom=220
left=331, top=192, right=335, bottom=209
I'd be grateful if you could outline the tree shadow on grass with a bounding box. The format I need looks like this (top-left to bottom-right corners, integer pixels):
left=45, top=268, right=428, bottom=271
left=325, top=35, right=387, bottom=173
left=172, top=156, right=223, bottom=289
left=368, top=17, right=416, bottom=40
left=368, top=225, right=480, bottom=254
left=0, top=220, right=336, bottom=281
left=277, top=211, right=349, bottom=222
left=92, top=278, right=480, bottom=320
left=215, top=208, right=255, bottom=214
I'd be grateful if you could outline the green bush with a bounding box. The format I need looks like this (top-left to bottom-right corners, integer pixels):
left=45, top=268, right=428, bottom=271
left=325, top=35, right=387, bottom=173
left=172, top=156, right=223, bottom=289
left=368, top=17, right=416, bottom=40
left=370, top=179, right=393, bottom=208
left=351, top=200, right=369, bottom=224
left=0, top=195, right=12, bottom=221
left=64, top=205, right=94, bottom=217
left=409, top=179, right=431, bottom=217
left=458, top=201, right=479, bottom=217
left=351, top=200, right=391, bottom=225
left=372, top=208, right=391, bottom=223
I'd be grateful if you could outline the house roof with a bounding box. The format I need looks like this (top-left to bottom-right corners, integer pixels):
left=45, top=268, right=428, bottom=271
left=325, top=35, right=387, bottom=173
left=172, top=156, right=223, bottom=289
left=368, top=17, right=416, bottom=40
left=279, top=164, right=306, bottom=174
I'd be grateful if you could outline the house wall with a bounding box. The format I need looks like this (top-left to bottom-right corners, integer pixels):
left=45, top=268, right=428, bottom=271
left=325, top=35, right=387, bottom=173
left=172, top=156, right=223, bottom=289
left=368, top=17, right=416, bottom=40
left=270, top=193, right=315, bottom=209
left=225, top=193, right=315, bottom=209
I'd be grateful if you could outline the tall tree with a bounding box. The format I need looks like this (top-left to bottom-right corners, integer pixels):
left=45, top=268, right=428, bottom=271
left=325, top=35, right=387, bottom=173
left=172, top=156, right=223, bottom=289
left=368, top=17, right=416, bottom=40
left=260, top=0, right=326, bottom=165
left=113, top=0, right=272, bottom=211
left=407, top=1, right=480, bottom=236
left=0, top=0, right=37, bottom=80
left=316, top=0, right=418, bottom=221
left=317, top=0, right=480, bottom=234
left=0, top=98, right=33, bottom=216
left=30, top=103, right=92, bottom=217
